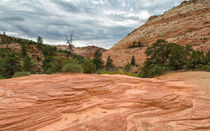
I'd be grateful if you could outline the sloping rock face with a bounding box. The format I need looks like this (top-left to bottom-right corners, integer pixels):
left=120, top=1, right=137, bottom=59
left=0, top=72, right=210, bottom=131
left=103, top=0, right=210, bottom=67
left=56, top=45, right=106, bottom=58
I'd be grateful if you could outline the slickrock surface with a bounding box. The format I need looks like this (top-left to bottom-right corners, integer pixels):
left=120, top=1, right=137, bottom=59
left=0, top=71, right=210, bottom=131
left=103, top=0, right=210, bottom=66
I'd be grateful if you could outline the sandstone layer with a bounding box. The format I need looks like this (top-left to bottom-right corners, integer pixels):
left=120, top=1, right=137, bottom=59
left=0, top=71, right=210, bottom=131
left=103, top=0, right=210, bottom=67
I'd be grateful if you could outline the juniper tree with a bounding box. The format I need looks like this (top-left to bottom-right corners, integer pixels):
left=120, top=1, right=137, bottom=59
left=131, top=56, right=136, bottom=66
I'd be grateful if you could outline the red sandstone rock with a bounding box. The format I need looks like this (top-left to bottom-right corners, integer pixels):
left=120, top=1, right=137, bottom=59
left=0, top=71, right=210, bottom=131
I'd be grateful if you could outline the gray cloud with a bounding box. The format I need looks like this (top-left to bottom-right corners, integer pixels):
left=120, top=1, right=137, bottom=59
left=0, top=0, right=184, bottom=49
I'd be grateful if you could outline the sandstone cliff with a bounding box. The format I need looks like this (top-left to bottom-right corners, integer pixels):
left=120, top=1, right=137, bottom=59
left=103, top=0, right=210, bottom=67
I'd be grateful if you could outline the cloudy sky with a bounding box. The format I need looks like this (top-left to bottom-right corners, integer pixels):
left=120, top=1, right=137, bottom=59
left=0, top=0, right=184, bottom=49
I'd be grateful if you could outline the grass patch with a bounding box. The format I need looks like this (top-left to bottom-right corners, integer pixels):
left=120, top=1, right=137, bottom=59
left=62, top=63, right=83, bottom=73
left=98, top=70, right=137, bottom=77
left=12, top=72, right=31, bottom=78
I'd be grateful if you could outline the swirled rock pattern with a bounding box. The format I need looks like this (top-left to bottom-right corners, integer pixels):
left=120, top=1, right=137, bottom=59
left=0, top=72, right=210, bottom=131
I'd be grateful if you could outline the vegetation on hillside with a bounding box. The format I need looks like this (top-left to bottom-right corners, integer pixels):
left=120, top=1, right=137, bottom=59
left=0, top=33, right=94, bottom=78
left=0, top=33, right=209, bottom=79
left=129, top=41, right=142, bottom=48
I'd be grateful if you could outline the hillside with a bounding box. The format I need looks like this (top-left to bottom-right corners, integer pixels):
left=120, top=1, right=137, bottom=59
left=0, top=34, right=106, bottom=60
left=0, top=34, right=45, bottom=72
left=0, top=34, right=88, bottom=77
left=103, top=0, right=210, bottom=67
left=56, top=45, right=106, bottom=58
left=0, top=72, right=210, bottom=130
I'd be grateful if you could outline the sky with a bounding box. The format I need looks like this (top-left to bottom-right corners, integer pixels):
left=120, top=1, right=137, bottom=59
left=0, top=0, right=184, bottom=49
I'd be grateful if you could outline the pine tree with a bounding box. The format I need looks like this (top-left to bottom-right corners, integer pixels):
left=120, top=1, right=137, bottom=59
left=106, top=56, right=114, bottom=71
left=131, top=56, right=136, bottom=66
left=37, top=36, right=43, bottom=44
left=2, top=52, right=21, bottom=78
left=23, top=56, right=33, bottom=72
left=37, top=36, right=43, bottom=49
left=125, top=63, right=131, bottom=72
left=93, top=49, right=104, bottom=70
left=21, top=44, right=27, bottom=57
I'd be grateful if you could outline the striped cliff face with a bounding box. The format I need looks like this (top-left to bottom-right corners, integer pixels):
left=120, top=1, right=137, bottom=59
left=103, top=0, right=210, bottom=67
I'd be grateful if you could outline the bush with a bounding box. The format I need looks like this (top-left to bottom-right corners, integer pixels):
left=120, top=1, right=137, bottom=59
left=62, top=63, right=82, bottom=73
left=105, top=56, right=114, bottom=71
left=47, top=57, right=67, bottom=73
left=125, top=63, right=131, bottom=72
left=201, top=65, right=210, bottom=71
left=129, top=41, right=142, bottom=48
left=139, top=65, right=168, bottom=78
left=12, top=72, right=31, bottom=78
left=83, top=59, right=96, bottom=73
left=187, top=50, right=204, bottom=69
left=0, top=75, right=5, bottom=79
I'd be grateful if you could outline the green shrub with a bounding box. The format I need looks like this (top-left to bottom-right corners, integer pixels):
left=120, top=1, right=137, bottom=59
left=125, top=63, right=131, bottom=72
left=187, top=50, right=204, bottom=69
left=105, top=56, right=114, bottom=71
left=0, top=75, right=5, bottom=79
left=139, top=65, right=168, bottom=78
left=23, top=56, right=33, bottom=72
left=12, top=72, right=31, bottom=78
left=83, top=59, right=96, bottom=73
left=201, top=65, right=210, bottom=71
left=1, top=52, right=21, bottom=78
left=62, top=63, right=82, bottom=73
left=98, top=70, right=137, bottom=77
left=203, top=51, right=210, bottom=65
left=47, top=57, right=67, bottom=73
left=129, top=41, right=142, bottom=48
left=21, top=44, right=27, bottom=57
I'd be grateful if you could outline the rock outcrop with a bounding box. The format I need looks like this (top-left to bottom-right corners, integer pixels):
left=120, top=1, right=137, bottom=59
left=103, top=0, right=210, bottom=67
left=0, top=72, right=210, bottom=131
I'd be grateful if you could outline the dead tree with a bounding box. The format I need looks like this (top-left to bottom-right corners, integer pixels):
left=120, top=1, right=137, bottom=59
left=65, top=34, right=74, bottom=54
